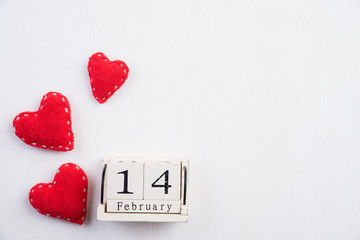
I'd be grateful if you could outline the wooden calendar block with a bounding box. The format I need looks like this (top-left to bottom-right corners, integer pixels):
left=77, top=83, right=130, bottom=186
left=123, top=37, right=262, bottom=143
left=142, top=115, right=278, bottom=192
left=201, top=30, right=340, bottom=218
left=143, top=161, right=181, bottom=200
left=98, top=157, right=189, bottom=222
left=105, top=160, right=144, bottom=200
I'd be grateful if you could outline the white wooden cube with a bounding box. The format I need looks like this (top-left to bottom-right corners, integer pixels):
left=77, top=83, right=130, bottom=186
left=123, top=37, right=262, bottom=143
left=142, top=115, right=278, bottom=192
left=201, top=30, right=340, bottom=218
left=98, top=157, right=189, bottom=222
left=105, top=160, right=144, bottom=200
left=143, top=161, right=181, bottom=200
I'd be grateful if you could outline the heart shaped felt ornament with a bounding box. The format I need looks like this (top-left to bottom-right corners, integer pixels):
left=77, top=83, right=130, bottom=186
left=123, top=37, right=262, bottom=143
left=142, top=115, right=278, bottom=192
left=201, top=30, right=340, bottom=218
left=88, top=52, right=129, bottom=104
left=29, top=163, right=88, bottom=225
left=13, top=92, right=74, bottom=151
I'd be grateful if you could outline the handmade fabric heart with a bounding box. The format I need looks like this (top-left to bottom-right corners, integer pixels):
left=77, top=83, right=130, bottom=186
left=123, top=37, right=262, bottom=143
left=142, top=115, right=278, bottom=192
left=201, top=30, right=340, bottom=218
left=88, top=52, right=129, bottom=104
left=29, top=163, right=88, bottom=225
left=13, top=92, right=74, bottom=151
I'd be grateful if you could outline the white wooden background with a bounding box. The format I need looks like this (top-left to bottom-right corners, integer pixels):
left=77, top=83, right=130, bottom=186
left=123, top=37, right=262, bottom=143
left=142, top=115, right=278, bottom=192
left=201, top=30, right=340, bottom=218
left=0, top=1, right=360, bottom=239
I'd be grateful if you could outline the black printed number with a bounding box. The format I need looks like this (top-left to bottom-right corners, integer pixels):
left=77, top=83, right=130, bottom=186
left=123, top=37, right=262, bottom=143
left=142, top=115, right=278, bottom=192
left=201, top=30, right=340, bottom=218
left=152, top=170, right=172, bottom=194
left=117, top=170, right=133, bottom=194
left=117, top=169, right=172, bottom=195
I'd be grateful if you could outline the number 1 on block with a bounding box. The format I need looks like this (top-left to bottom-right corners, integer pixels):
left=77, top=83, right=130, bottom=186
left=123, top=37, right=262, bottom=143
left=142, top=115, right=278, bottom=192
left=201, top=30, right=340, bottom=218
left=106, top=161, right=144, bottom=200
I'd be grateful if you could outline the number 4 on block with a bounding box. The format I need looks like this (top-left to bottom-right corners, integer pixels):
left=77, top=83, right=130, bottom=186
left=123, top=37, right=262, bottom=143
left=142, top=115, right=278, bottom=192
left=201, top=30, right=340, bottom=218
left=144, top=161, right=181, bottom=200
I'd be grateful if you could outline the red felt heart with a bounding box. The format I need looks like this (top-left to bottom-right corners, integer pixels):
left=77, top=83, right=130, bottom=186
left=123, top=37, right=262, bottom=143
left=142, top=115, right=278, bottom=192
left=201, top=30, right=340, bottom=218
left=88, top=52, right=129, bottom=104
left=13, top=92, right=74, bottom=152
left=29, top=163, right=88, bottom=225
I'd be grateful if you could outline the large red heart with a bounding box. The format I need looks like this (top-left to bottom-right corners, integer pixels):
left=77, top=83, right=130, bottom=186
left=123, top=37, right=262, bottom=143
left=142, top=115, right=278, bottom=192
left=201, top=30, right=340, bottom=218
left=13, top=92, right=74, bottom=152
left=88, top=52, right=129, bottom=104
left=29, top=163, right=88, bottom=225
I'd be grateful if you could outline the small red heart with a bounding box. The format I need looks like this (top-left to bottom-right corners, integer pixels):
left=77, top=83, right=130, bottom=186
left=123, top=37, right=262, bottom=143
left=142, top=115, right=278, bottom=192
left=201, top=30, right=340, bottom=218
left=88, top=52, right=129, bottom=104
left=13, top=92, right=74, bottom=152
left=29, top=163, right=88, bottom=225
